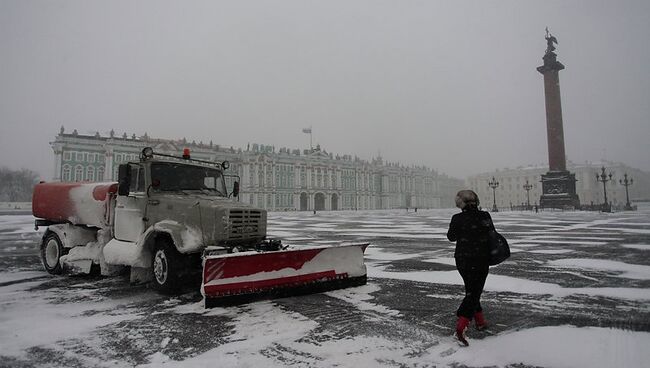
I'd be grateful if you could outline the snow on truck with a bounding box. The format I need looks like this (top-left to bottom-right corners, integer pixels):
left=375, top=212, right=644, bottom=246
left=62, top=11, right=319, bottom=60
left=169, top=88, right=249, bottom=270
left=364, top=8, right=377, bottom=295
left=32, top=147, right=368, bottom=306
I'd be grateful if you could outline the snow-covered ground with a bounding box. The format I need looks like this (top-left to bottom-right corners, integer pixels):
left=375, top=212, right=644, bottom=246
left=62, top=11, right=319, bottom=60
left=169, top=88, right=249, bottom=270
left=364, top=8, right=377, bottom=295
left=1, top=207, right=650, bottom=367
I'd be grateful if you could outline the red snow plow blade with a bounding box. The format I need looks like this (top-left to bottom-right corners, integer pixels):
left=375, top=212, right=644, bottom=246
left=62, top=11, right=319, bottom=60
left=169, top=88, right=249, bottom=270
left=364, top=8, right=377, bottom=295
left=202, top=243, right=369, bottom=307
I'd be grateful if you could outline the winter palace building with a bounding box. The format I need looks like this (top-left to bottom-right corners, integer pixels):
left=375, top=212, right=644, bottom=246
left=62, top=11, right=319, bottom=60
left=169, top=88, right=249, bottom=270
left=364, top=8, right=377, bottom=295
left=51, top=128, right=463, bottom=211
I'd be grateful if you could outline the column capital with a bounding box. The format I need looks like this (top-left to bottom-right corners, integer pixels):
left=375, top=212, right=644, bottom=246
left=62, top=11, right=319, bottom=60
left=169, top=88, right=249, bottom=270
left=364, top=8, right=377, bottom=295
left=104, top=145, right=114, bottom=156
left=537, top=52, right=565, bottom=74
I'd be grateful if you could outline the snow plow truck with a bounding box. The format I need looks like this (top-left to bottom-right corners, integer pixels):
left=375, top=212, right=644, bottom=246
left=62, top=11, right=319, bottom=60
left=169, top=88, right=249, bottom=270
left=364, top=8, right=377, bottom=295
left=32, top=147, right=368, bottom=307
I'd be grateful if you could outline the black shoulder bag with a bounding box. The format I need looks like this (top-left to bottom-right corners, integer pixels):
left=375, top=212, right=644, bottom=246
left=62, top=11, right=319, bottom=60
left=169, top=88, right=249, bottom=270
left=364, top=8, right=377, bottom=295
left=488, top=230, right=510, bottom=266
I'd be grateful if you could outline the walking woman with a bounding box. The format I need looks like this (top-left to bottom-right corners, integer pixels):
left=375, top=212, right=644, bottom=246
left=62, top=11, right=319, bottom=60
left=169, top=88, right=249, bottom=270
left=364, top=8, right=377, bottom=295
left=447, top=190, right=495, bottom=346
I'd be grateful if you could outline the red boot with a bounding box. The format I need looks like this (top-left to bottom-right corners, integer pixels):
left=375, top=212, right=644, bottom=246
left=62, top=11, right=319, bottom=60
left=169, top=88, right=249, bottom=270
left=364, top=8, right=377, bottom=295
left=455, top=316, right=471, bottom=346
left=474, top=311, right=488, bottom=331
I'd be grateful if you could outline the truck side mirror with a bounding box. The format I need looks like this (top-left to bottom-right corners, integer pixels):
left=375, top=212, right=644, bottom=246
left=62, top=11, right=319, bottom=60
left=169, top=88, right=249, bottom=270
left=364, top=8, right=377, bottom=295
left=118, top=164, right=131, bottom=196
left=232, top=181, right=240, bottom=198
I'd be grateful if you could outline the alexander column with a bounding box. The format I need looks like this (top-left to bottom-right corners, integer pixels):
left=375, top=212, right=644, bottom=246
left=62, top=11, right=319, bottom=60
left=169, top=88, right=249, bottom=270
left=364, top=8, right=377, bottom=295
left=537, top=29, right=580, bottom=209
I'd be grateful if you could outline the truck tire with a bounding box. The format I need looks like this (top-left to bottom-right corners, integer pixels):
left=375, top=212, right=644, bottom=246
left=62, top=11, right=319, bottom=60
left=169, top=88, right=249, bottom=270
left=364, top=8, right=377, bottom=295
left=151, top=238, right=183, bottom=294
left=41, top=232, right=67, bottom=275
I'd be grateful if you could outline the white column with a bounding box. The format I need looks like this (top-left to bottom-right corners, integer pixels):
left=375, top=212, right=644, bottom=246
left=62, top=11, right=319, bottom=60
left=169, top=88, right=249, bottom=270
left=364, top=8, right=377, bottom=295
left=307, top=167, right=312, bottom=190
left=104, top=146, right=114, bottom=181
left=51, top=143, right=63, bottom=181
left=272, top=162, right=276, bottom=193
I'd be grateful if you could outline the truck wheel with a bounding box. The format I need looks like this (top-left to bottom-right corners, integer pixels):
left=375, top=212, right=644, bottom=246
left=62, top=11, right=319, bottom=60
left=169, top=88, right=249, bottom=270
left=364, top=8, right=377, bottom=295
left=151, top=239, right=182, bottom=294
left=41, top=233, right=67, bottom=275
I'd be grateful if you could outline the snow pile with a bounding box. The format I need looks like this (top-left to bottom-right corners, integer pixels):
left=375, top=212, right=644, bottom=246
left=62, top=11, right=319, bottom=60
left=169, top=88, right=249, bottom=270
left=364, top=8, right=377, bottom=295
left=137, top=310, right=650, bottom=368
left=140, top=301, right=319, bottom=367
left=0, top=279, right=141, bottom=357
left=68, top=184, right=110, bottom=227
left=60, top=233, right=104, bottom=263
left=150, top=220, right=204, bottom=253
left=435, top=326, right=650, bottom=368
left=179, top=225, right=203, bottom=252
left=103, top=238, right=148, bottom=267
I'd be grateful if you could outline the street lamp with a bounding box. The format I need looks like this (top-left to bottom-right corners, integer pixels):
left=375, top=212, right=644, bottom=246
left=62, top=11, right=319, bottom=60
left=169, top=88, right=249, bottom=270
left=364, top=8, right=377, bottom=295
left=488, top=176, right=499, bottom=212
left=523, top=179, right=533, bottom=210
left=596, top=166, right=613, bottom=212
left=619, top=173, right=634, bottom=210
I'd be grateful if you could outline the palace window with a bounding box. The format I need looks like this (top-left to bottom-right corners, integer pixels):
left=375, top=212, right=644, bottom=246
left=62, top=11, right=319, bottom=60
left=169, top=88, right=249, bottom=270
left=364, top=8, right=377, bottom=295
left=258, top=165, right=264, bottom=188
left=63, top=152, right=72, bottom=161
left=249, top=166, right=256, bottom=186
left=266, top=165, right=273, bottom=186
left=86, top=166, right=95, bottom=182
left=62, top=165, right=71, bottom=182
left=97, top=167, right=104, bottom=182
left=74, top=165, right=84, bottom=182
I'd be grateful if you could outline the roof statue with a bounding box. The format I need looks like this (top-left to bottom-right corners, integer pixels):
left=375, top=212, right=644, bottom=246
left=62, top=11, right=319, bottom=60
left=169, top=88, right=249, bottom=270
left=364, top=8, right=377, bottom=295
left=545, top=27, right=558, bottom=54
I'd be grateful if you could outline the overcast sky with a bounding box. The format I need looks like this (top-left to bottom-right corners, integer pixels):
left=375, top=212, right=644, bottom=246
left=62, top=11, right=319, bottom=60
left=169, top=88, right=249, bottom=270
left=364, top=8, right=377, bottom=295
left=1, top=0, right=648, bottom=179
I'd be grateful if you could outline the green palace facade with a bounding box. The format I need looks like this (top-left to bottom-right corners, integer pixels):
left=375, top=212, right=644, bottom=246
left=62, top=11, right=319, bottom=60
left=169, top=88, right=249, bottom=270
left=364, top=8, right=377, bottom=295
left=51, top=127, right=462, bottom=211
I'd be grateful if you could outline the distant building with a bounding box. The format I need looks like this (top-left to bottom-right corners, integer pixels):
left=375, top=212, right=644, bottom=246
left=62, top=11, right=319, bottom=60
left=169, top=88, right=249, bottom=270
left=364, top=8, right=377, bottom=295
left=51, top=128, right=463, bottom=210
left=467, top=162, right=650, bottom=210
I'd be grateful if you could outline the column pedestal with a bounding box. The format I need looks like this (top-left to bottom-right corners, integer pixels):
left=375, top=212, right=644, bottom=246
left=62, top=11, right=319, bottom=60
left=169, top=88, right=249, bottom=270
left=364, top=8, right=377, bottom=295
left=540, top=171, right=580, bottom=209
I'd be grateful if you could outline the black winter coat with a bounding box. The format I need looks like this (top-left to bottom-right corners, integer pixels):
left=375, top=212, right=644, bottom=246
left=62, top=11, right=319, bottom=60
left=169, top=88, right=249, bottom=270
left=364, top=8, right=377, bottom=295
left=447, top=208, right=495, bottom=261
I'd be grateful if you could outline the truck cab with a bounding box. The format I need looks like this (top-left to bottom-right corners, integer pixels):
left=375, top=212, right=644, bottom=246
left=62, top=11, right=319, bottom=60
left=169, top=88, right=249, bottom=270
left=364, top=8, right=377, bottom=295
left=115, top=149, right=265, bottom=250
left=34, top=147, right=267, bottom=293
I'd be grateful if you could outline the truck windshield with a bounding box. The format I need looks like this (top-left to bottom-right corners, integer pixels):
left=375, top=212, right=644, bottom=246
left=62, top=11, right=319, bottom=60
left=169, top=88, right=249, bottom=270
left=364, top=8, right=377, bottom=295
left=151, top=163, right=227, bottom=196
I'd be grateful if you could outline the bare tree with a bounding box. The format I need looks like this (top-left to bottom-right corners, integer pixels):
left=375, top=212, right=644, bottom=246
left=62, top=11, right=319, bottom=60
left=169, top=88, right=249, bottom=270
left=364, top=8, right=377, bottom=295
left=0, top=167, right=40, bottom=202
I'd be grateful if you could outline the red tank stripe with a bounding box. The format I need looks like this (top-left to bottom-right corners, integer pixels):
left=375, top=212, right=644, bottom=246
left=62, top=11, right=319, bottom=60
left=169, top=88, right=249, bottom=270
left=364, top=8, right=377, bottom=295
left=92, top=183, right=118, bottom=201
left=32, top=182, right=82, bottom=221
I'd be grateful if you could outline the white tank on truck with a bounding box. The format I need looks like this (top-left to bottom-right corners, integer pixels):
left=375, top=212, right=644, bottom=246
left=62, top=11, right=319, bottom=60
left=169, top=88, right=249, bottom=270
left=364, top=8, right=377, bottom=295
left=33, top=147, right=368, bottom=306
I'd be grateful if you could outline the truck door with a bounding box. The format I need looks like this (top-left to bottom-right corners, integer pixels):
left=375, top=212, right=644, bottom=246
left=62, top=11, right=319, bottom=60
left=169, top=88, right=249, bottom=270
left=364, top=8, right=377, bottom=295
left=114, top=164, right=146, bottom=242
